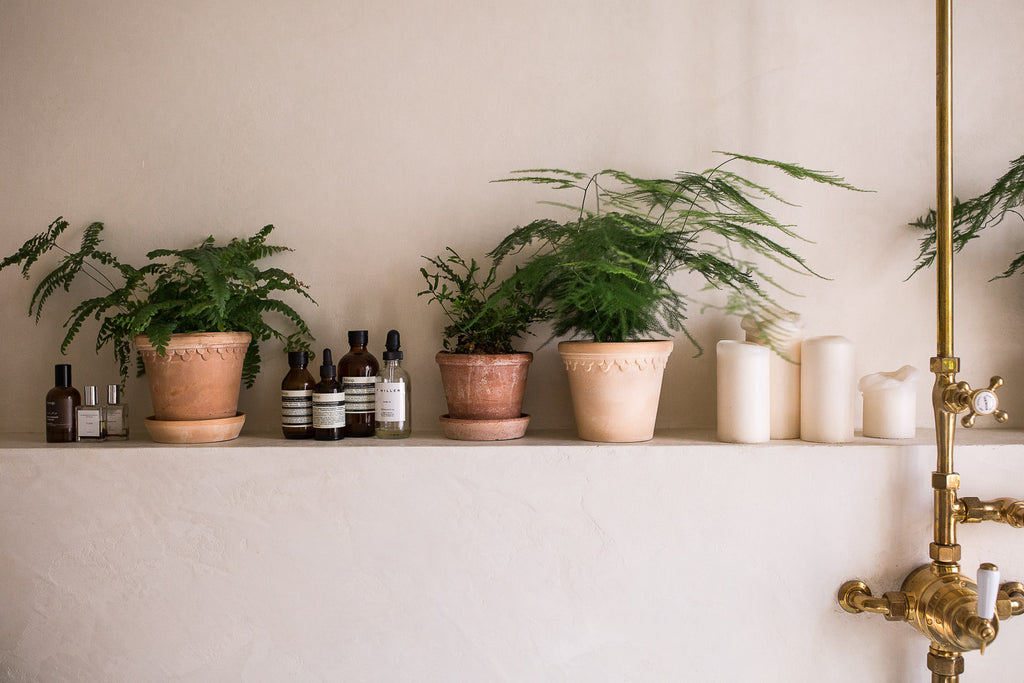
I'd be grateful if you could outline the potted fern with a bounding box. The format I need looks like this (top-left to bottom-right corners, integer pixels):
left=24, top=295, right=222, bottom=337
left=0, top=218, right=315, bottom=442
left=419, top=247, right=547, bottom=440
left=909, top=152, right=1024, bottom=280
left=490, top=153, right=862, bottom=442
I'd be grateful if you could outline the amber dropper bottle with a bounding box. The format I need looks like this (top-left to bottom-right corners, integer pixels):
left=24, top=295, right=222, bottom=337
left=313, top=348, right=345, bottom=441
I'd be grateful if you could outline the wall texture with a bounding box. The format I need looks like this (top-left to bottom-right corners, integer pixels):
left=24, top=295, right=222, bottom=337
left=2, top=433, right=1024, bottom=682
left=1, top=0, right=1022, bottom=434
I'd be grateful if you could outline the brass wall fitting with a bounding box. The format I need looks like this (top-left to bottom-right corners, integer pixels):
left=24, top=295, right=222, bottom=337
left=998, top=583, right=1024, bottom=620
left=838, top=581, right=913, bottom=622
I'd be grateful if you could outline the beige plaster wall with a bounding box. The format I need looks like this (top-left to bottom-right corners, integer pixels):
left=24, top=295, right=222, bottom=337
left=1, top=0, right=1021, bottom=434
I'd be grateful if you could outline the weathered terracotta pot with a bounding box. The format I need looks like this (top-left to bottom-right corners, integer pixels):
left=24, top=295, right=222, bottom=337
left=558, top=340, right=673, bottom=442
left=136, top=332, right=251, bottom=421
left=435, top=352, right=533, bottom=420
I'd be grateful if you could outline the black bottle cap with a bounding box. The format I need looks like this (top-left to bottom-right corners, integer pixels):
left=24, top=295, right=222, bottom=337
left=320, top=348, right=336, bottom=379
left=382, top=329, right=403, bottom=360
left=288, top=350, right=309, bottom=367
left=348, top=330, right=368, bottom=347
left=54, top=364, right=72, bottom=387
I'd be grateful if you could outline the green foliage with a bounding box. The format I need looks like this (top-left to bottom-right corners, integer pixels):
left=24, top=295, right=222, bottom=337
left=490, top=152, right=864, bottom=348
left=419, top=247, right=548, bottom=354
left=909, top=153, right=1024, bottom=279
left=0, top=217, right=316, bottom=386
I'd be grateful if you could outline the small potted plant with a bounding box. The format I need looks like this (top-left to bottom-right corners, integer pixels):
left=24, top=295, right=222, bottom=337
left=490, top=152, right=863, bottom=442
left=419, top=247, right=547, bottom=440
left=0, top=218, right=315, bottom=442
left=909, top=152, right=1024, bottom=280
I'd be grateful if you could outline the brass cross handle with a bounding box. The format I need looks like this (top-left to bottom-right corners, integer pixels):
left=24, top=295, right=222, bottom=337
left=958, top=376, right=1009, bottom=427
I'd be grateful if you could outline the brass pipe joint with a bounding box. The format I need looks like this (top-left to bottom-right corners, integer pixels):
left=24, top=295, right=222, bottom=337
left=957, top=497, right=1024, bottom=528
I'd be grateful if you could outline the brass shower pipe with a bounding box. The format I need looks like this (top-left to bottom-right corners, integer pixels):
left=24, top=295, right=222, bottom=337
left=837, top=1, right=1023, bottom=680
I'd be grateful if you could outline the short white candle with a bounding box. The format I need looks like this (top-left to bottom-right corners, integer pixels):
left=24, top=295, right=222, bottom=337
left=800, top=335, right=855, bottom=443
left=859, top=365, right=920, bottom=439
left=716, top=340, right=770, bottom=443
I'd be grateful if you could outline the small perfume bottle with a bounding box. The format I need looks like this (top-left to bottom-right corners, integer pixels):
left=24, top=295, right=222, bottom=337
left=75, top=385, right=106, bottom=441
left=105, top=384, right=129, bottom=440
left=46, top=363, right=81, bottom=443
left=375, top=330, right=411, bottom=439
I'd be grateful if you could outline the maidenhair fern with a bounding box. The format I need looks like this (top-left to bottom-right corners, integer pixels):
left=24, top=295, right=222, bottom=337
left=490, top=152, right=864, bottom=348
left=0, top=218, right=316, bottom=386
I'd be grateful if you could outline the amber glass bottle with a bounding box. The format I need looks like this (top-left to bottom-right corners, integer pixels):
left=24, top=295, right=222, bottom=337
left=281, top=350, right=315, bottom=439
left=45, top=364, right=81, bottom=443
left=338, top=330, right=379, bottom=437
left=313, top=348, right=345, bottom=441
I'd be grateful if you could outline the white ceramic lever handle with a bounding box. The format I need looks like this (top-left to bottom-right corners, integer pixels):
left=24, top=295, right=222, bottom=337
left=978, top=563, right=1000, bottom=620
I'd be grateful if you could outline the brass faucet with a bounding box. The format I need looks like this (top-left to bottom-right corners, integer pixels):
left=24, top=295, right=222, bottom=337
left=837, top=2, right=1023, bottom=679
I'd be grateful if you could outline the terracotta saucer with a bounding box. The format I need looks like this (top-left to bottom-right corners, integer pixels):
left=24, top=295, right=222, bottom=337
left=144, top=412, right=246, bottom=444
left=439, top=414, right=530, bottom=441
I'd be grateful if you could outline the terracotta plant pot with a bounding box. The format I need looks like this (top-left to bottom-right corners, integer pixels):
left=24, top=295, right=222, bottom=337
left=558, top=340, right=673, bottom=443
left=435, top=351, right=533, bottom=421
left=136, top=331, right=251, bottom=422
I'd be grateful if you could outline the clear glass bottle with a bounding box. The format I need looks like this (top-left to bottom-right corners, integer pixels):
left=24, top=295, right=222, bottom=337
left=105, top=384, right=129, bottom=440
left=46, top=364, right=81, bottom=443
left=338, top=330, right=379, bottom=437
left=281, top=350, right=315, bottom=439
left=375, top=329, right=411, bottom=439
left=313, top=348, right=345, bottom=441
left=75, top=385, right=106, bottom=441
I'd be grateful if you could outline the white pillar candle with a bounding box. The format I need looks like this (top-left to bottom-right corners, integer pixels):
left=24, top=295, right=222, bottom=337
left=858, top=365, right=920, bottom=439
left=716, top=340, right=770, bottom=443
left=742, top=311, right=802, bottom=439
left=800, top=335, right=855, bottom=443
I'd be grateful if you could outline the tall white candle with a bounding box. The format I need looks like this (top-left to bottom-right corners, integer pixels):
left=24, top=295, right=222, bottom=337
left=716, top=340, right=770, bottom=443
left=742, top=311, right=802, bottom=439
left=800, top=335, right=855, bottom=443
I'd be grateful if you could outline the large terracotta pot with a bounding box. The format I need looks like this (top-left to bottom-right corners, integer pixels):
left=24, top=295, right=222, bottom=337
left=136, top=331, right=251, bottom=421
left=435, top=352, right=533, bottom=420
left=558, top=340, right=673, bottom=442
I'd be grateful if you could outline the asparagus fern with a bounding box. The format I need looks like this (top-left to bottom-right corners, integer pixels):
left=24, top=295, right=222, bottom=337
left=490, top=152, right=865, bottom=348
left=909, top=153, right=1024, bottom=280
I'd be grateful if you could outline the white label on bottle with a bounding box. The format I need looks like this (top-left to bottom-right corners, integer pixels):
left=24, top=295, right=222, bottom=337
left=312, top=392, right=345, bottom=429
left=342, top=377, right=376, bottom=414
left=77, top=409, right=102, bottom=438
left=375, top=382, right=405, bottom=421
left=281, top=389, right=313, bottom=427
left=106, top=407, right=125, bottom=436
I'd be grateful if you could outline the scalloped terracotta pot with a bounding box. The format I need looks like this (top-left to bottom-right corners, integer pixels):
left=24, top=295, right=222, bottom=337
left=135, top=332, right=251, bottom=421
left=435, top=352, right=533, bottom=420
left=558, top=340, right=673, bottom=443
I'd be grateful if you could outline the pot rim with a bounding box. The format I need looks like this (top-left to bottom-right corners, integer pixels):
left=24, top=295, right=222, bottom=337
left=435, top=351, right=533, bottom=366
left=134, top=331, right=253, bottom=351
left=557, top=340, right=673, bottom=355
